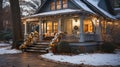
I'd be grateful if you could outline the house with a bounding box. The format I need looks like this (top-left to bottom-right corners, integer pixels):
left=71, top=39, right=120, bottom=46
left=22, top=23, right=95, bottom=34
left=22, top=0, right=120, bottom=52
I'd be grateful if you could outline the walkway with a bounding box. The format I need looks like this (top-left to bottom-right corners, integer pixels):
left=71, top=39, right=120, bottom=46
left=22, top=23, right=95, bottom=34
left=0, top=53, right=72, bottom=67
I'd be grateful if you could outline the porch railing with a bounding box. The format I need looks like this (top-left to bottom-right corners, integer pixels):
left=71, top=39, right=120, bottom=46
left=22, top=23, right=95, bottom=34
left=61, top=33, right=97, bottom=42
left=84, top=34, right=96, bottom=42
left=51, top=33, right=97, bottom=42
left=61, top=34, right=80, bottom=42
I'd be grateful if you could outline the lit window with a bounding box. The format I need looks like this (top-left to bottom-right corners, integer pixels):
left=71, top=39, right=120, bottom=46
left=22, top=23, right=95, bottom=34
left=57, top=0, right=61, bottom=9
left=84, top=20, right=93, bottom=33
left=63, top=0, right=68, bottom=8
left=50, top=2, right=55, bottom=10
left=54, top=22, right=58, bottom=32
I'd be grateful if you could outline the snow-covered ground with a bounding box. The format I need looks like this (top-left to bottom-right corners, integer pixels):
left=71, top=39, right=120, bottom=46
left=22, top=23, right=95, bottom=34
left=0, top=43, right=22, bottom=55
left=0, top=43, right=10, bottom=47
left=41, top=53, right=120, bottom=66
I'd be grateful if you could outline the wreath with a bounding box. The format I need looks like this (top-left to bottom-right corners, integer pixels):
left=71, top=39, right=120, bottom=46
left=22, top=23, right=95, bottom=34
left=74, top=26, right=78, bottom=30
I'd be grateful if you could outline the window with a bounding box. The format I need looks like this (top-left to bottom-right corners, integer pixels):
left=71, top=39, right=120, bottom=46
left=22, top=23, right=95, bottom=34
left=84, top=20, right=93, bottom=33
left=50, top=0, right=68, bottom=10
left=114, top=0, right=120, bottom=8
left=63, top=0, right=68, bottom=8
left=50, top=2, right=55, bottom=10
left=57, top=0, right=61, bottom=9
left=54, top=22, right=58, bottom=32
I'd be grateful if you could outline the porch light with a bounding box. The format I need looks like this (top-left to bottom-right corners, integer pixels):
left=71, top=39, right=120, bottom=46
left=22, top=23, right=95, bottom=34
left=97, top=19, right=100, bottom=22
left=74, top=17, right=78, bottom=22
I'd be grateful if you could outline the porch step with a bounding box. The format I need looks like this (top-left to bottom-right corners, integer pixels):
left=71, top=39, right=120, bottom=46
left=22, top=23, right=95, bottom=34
left=25, top=49, right=48, bottom=53
left=25, top=42, right=50, bottom=53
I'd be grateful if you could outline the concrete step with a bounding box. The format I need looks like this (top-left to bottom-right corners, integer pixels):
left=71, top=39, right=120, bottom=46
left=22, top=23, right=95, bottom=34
left=24, top=41, right=50, bottom=53
left=34, top=43, right=50, bottom=46
left=30, top=45, right=49, bottom=48
left=25, top=49, right=48, bottom=53
left=27, top=47, right=47, bottom=50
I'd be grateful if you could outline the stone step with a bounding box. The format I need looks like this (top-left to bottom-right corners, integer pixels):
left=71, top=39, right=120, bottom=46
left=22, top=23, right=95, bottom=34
left=35, top=42, right=50, bottom=45
left=25, top=49, right=48, bottom=53
left=25, top=41, right=50, bottom=53
left=30, top=45, right=49, bottom=48
left=27, top=47, right=47, bottom=50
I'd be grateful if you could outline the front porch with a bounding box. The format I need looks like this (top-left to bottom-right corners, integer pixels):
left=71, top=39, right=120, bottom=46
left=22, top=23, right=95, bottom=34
left=21, top=9, right=104, bottom=53
left=22, top=11, right=102, bottom=43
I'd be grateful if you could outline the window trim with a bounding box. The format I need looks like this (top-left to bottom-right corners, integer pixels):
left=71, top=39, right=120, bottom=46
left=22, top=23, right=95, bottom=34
left=62, top=0, right=68, bottom=9
left=50, top=2, right=55, bottom=10
left=50, top=0, right=68, bottom=10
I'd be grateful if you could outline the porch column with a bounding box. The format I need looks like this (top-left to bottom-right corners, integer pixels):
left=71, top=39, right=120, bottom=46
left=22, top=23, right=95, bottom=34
left=95, top=20, right=102, bottom=41
left=58, top=18, right=61, bottom=33
left=79, top=15, right=85, bottom=42
left=39, top=19, right=43, bottom=41
left=24, top=22, right=27, bottom=38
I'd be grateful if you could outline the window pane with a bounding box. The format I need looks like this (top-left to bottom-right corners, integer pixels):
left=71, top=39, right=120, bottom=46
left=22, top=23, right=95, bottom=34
left=84, top=20, right=93, bottom=33
left=57, top=0, right=61, bottom=9
left=54, top=22, right=58, bottom=32
left=50, top=2, right=55, bottom=10
left=63, top=0, right=68, bottom=8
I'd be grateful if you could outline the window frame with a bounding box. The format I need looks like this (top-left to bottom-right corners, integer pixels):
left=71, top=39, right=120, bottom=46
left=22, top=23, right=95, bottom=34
left=56, top=0, right=62, bottom=9
left=50, top=0, right=68, bottom=10
left=50, top=2, right=55, bottom=10
left=62, top=0, right=68, bottom=9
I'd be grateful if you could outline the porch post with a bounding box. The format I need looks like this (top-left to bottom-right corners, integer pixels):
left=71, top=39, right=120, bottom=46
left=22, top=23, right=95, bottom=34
left=58, top=18, right=61, bottom=33
left=24, top=22, right=27, bottom=38
left=79, top=15, right=85, bottom=42
left=39, top=19, right=43, bottom=41
left=96, top=20, right=102, bottom=41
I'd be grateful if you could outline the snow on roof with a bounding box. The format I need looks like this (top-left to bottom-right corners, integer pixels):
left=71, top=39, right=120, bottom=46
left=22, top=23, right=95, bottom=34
left=114, top=8, right=120, bottom=11
left=73, top=0, right=94, bottom=14
left=86, top=0, right=116, bottom=19
left=28, top=9, right=82, bottom=18
left=115, top=13, right=120, bottom=19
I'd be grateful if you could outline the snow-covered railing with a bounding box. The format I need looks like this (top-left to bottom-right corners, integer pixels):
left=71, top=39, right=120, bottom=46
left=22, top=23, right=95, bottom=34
left=19, top=31, right=39, bottom=49
left=50, top=32, right=62, bottom=45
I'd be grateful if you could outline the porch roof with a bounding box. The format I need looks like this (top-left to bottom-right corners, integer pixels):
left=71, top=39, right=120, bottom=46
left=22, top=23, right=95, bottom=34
left=23, top=9, right=82, bottom=19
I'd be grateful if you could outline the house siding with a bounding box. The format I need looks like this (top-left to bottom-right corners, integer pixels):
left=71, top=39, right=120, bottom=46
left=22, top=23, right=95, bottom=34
left=68, top=0, right=80, bottom=9
left=38, top=0, right=51, bottom=13
left=98, top=0, right=108, bottom=12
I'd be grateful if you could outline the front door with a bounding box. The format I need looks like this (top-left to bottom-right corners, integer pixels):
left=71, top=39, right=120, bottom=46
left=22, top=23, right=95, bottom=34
left=62, top=19, right=72, bottom=35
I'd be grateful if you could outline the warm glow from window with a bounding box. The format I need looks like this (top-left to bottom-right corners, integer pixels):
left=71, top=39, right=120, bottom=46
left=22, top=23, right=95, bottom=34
left=84, top=20, right=93, bottom=33
left=47, top=22, right=52, bottom=33
left=50, top=2, right=55, bottom=10
left=54, top=22, right=58, bottom=32
left=57, top=0, right=61, bottom=9
left=63, top=0, right=68, bottom=8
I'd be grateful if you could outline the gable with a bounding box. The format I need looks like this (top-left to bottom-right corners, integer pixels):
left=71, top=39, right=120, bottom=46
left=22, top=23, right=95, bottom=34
left=36, top=0, right=81, bottom=13
left=98, top=0, right=108, bottom=12
left=98, top=0, right=115, bottom=15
